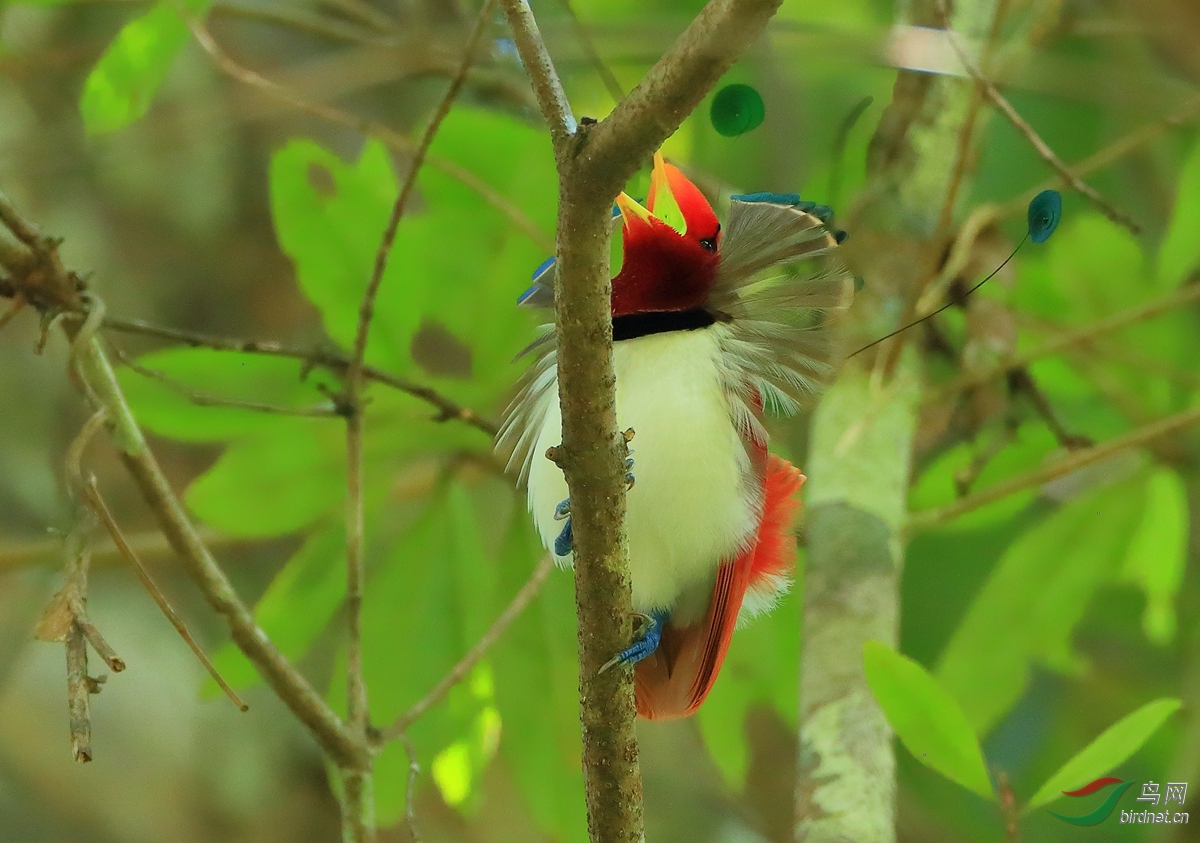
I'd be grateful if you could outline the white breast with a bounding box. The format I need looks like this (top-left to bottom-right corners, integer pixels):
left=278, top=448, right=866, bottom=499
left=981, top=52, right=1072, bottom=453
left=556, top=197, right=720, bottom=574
left=525, top=324, right=761, bottom=622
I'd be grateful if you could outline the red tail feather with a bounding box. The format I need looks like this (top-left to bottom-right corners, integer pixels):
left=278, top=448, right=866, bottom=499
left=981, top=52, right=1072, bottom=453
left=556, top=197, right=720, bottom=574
left=634, top=455, right=804, bottom=720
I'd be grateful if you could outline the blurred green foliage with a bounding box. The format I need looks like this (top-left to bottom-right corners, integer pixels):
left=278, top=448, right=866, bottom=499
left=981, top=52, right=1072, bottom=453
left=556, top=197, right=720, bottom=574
left=3, top=0, right=1199, bottom=841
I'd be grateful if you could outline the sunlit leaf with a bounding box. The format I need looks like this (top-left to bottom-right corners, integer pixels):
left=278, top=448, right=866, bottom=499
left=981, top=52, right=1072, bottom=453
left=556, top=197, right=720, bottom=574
left=118, top=348, right=335, bottom=442
left=269, top=138, right=408, bottom=368
left=1026, top=698, right=1182, bottom=810
left=1158, top=136, right=1200, bottom=289
left=936, top=480, right=1142, bottom=735
left=1121, top=467, right=1188, bottom=644
left=863, top=641, right=993, bottom=800
left=79, top=0, right=211, bottom=135
left=430, top=665, right=502, bottom=812
left=185, top=421, right=345, bottom=537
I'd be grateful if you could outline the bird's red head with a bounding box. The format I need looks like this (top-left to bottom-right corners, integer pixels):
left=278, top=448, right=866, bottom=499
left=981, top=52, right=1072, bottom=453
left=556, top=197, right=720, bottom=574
left=611, top=152, right=721, bottom=318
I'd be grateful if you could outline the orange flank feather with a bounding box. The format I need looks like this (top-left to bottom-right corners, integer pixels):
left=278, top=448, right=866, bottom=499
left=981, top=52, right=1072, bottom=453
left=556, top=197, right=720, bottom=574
left=633, top=456, right=805, bottom=720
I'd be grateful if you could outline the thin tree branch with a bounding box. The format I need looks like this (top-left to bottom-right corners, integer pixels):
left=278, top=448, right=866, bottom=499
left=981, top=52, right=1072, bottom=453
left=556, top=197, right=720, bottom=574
left=928, top=281, right=1200, bottom=403
left=100, top=317, right=499, bottom=436
left=400, top=732, right=423, bottom=843
left=375, top=553, right=554, bottom=745
left=497, top=3, right=792, bottom=841
left=0, top=525, right=234, bottom=575
left=83, top=475, right=249, bottom=712
left=556, top=0, right=625, bottom=103
left=349, top=0, right=497, bottom=382
left=583, top=0, right=787, bottom=188
left=338, top=6, right=495, bottom=838
left=116, top=349, right=338, bottom=417
left=184, top=12, right=555, bottom=254
left=499, top=0, right=577, bottom=149
left=937, top=2, right=1140, bottom=234
left=996, top=92, right=1200, bottom=222
left=905, top=403, right=1200, bottom=534
left=0, top=193, right=366, bottom=771
left=34, top=410, right=120, bottom=763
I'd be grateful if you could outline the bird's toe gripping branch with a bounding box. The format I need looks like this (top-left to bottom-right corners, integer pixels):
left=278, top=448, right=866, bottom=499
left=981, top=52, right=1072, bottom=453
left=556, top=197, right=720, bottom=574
left=550, top=429, right=636, bottom=558
left=599, top=610, right=667, bottom=673
left=553, top=498, right=572, bottom=557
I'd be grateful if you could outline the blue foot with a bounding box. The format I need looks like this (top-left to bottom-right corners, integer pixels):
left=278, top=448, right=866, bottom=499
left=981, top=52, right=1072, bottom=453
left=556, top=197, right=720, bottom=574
left=600, top=610, right=667, bottom=673
left=550, top=443, right=635, bottom=557
left=553, top=498, right=572, bottom=556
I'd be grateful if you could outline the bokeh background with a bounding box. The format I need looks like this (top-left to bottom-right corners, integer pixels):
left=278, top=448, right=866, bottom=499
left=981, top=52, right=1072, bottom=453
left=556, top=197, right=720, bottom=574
left=1, top=0, right=1198, bottom=841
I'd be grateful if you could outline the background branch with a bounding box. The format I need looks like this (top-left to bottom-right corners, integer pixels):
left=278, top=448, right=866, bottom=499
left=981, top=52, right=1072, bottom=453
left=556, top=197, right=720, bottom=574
left=0, top=193, right=366, bottom=771
left=905, top=403, right=1200, bottom=534
left=101, top=317, right=498, bottom=435
left=338, top=4, right=494, bottom=837
left=376, top=553, right=554, bottom=745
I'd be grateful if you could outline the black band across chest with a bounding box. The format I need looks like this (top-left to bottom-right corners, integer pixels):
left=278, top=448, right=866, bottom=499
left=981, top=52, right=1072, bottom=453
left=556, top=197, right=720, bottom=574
left=612, top=308, right=716, bottom=341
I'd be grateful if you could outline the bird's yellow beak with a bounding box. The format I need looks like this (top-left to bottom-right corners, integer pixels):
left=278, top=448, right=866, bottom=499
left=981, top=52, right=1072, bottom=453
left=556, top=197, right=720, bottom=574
left=647, top=151, right=688, bottom=236
left=615, top=191, right=653, bottom=229
left=616, top=152, right=689, bottom=236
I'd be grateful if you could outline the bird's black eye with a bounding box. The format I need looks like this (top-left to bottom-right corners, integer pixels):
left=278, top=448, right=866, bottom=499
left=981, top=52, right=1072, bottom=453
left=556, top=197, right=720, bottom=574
left=699, top=226, right=720, bottom=252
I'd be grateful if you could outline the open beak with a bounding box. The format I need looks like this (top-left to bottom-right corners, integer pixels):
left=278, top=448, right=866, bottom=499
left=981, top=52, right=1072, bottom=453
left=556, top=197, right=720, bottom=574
left=646, top=151, right=687, bottom=235
left=615, top=192, right=653, bottom=230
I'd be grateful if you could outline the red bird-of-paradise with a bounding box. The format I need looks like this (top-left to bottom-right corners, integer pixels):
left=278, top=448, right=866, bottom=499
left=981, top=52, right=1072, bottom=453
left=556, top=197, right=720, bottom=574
left=498, top=151, right=852, bottom=720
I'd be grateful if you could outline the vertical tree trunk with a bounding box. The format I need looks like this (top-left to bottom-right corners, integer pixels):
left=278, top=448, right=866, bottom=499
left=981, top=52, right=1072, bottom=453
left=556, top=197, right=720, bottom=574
left=795, top=0, right=1004, bottom=840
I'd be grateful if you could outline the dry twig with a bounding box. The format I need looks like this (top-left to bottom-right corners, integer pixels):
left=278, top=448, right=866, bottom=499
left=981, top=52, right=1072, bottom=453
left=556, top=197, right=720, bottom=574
left=0, top=190, right=365, bottom=770
left=83, top=475, right=249, bottom=711
left=34, top=410, right=124, bottom=762
left=337, top=3, right=496, bottom=838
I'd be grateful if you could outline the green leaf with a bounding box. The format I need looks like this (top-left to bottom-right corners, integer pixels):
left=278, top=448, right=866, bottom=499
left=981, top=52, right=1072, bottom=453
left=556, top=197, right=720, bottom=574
left=1159, top=137, right=1200, bottom=289
left=206, top=524, right=345, bottom=693
left=1121, top=467, right=1188, bottom=644
left=491, top=519, right=587, bottom=842
left=936, top=480, right=1142, bottom=735
left=268, top=110, right=552, bottom=407
left=326, top=481, right=504, bottom=825
left=269, top=138, right=404, bottom=364
left=908, top=423, right=1055, bottom=532
left=185, top=421, right=344, bottom=537
left=79, top=0, right=211, bottom=135
left=1026, top=698, right=1183, bottom=810
left=118, top=348, right=336, bottom=442
left=863, top=641, right=993, bottom=800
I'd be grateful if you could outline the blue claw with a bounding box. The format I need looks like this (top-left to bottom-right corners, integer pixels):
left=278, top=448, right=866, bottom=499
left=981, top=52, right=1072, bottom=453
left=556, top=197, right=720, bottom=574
left=551, top=442, right=633, bottom=556
left=600, top=610, right=667, bottom=672
left=554, top=517, right=573, bottom=557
